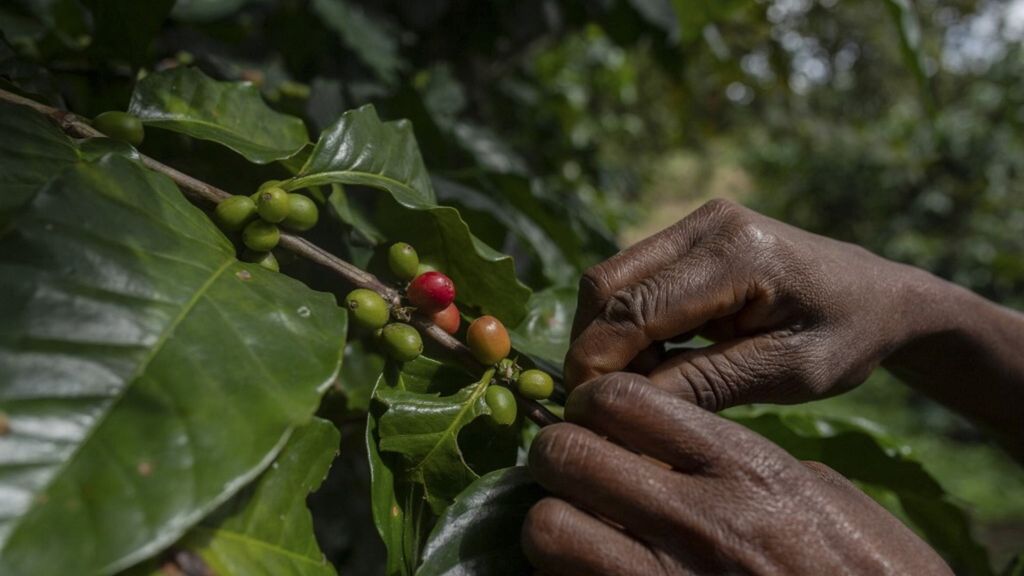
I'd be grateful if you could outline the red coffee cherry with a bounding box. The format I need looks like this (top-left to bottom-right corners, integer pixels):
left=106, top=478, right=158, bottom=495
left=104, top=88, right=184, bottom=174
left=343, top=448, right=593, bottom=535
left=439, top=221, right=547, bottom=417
left=407, top=271, right=455, bottom=314
left=431, top=303, right=460, bottom=335
left=467, top=315, right=511, bottom=365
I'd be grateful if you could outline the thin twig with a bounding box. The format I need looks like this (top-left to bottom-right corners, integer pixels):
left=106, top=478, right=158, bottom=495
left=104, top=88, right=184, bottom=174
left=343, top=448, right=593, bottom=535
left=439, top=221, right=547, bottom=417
left=0, top=87, right=561, bottom=426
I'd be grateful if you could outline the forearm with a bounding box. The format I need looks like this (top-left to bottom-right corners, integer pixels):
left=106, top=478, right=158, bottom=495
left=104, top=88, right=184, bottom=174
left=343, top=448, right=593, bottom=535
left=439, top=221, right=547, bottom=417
left=884, top=267, right=1024, bottom=456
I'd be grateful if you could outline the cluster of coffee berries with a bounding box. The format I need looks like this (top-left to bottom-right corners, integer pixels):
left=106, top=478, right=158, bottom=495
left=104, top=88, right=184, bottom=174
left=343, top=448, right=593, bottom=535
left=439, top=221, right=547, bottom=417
left=388, top=242, right=462, bottom=334
left=93, top=111, right=145, bottom=146
left=346, top=241, right=554, bottom=425
left=344, top=286, right=425, bottom=362
left=343, top=242, right=454, bottom=363
left=214, top=180, right=320, bottom=271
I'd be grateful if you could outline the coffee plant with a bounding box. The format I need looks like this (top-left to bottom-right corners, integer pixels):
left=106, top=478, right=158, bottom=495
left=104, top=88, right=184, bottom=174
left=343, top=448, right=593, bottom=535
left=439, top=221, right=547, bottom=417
left=0, top=1, right=1015, bottom=575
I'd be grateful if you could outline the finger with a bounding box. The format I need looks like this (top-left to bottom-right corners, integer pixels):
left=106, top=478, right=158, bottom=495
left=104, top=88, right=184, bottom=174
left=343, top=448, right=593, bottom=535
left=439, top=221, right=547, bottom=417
left=647, top=331, right=819, bottom=411
left=522, top=497, right=680, bottom=576
left=571, top=199, right=736, bottom=341
left=528, top=422, right=698, bottom=536
left=564, top=372, right=741, bottom=472
left=565, top=245, right=748, bottom=390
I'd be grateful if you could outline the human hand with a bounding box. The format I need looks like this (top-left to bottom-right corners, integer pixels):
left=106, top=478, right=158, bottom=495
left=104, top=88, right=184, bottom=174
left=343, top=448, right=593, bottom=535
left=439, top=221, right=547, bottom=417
left=522, top=373, right=952, bottom=575
left=565, top=199, right=925, bottom=409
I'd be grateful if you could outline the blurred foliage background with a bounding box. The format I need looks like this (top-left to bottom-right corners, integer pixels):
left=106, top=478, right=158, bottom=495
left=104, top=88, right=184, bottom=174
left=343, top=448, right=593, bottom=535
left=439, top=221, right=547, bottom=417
left=3, top=0, right=1022, bottom=570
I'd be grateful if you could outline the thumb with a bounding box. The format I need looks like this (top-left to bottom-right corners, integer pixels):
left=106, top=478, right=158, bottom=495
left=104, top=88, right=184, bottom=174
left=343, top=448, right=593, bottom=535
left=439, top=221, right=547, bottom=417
left=647, top=331, right=822, bottom=411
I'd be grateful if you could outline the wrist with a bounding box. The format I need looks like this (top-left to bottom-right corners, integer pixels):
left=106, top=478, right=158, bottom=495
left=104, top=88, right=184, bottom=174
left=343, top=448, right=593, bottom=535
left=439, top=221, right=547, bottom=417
left=883, top=265, right=970, bottom=361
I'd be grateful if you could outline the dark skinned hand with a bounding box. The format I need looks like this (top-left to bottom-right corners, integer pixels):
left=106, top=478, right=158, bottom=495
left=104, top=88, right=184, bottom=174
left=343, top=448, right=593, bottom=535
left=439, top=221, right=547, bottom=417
left=565, top=199, right=1024, bottom=453
left=522, top=372, right=954, bottom=575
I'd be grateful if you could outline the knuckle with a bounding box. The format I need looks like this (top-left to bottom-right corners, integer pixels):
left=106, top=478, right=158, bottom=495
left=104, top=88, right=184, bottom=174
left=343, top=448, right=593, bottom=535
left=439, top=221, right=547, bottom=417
left=603, top=277, right=659, bottom=334
left=674, top=356, right=734, bottom=412
left=673, top=198, right=738, bottom=237
left=699, top=197, right=739, bottom=218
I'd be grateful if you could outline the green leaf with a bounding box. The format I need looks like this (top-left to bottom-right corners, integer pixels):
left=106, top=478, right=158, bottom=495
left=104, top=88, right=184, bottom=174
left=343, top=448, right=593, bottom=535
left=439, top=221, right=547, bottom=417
left=416, top=467, right=544, bottom=576
left=0, top=100, right=79, bottom=225
left=433, top=176, right=575, bottom=286
left=0, top=154, right=347, bottom=574
left=376, top=360, right=495, bottom=514
left=726, top=408, right=992, bottom=575
left=310, top=0, right=404, bottom=85
left=128, top=67, right=309, bottom=164
left=0, top=35, right=65, bottom=106
left=367, top=371, right=433, bottom=576
left=166, top=418, right=340, bottom=576
left=292, top=105, right=531, bottom=325
left=338, top=339, right=386, bottom=413
left=293, top=104, right=435, bottom=206
left=328, top=184, right=386, bottom=245
left=510, top=285, right=578, bottom=376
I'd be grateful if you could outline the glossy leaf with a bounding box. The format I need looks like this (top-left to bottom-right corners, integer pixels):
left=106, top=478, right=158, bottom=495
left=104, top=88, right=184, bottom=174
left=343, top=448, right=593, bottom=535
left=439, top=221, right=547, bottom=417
left=0, top=38, right=65, bottom=106
left=433, top=176, right=575, bottom=286
left=338, top=339, right=386, bottom=413
left=367, top=370, right=433, bottom=576
left=128, top=67, right=308, bottom=164
left=0, top=101, right=79, bottom=224
left=292, top=105, right=531, bottom=325
left=416, top=467, right=543, bottom=576
left=0, top=154, right=346, bottom=574
left=376, top=360, right=495, bottom=513
left=510, top=285, right=577, bottom=376
left=156, top=418, right=341, bottom=576
left=291, top=105, right=435, bottom=207
left=727, top=408, right=992, bottom=575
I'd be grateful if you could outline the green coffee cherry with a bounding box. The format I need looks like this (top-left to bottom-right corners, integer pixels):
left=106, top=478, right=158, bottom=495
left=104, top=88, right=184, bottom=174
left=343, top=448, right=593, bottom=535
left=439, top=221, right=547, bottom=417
left=242, top=220, right=280, bottom=251
left=215, top=195, right=257, bottom=231
left=345, top=288, right=389, bottom=330
left=416, top=260, right=440, bottom=276
left=381, top=323, right=423, bottom=362
left=250, top=180, right=282, bottom=202
left=256, top=187, right=290, bottom=223
left=485, top=386, right=517, bottom=425
left=242, top=249, right=279, bottom=272
left=94, top=111, right=144, bottom=146
left=281, top=193, right=319, bottom=231
left=388, top=242, right=419, bottom=281
left=516, top=369, right=554, bottom=400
